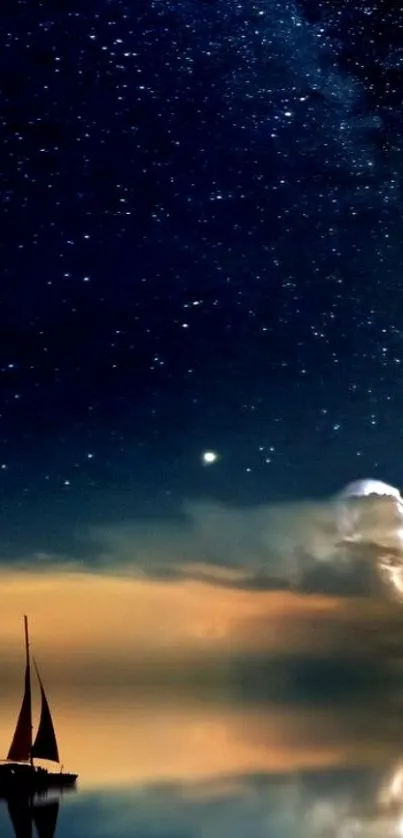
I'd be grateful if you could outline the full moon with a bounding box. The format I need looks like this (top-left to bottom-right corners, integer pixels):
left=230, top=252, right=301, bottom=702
left=202, top=450, right=219, bottom=465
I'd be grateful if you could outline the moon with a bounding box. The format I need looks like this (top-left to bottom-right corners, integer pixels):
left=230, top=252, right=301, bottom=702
left=339, top=478, right=403, bottom=506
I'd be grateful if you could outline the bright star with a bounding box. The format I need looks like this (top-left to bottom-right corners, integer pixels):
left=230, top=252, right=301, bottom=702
left=202, top=451, right=219, bottom=465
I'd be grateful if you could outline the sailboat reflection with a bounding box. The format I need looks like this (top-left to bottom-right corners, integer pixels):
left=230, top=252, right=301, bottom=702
left=1, top=789, right=69, bottom=838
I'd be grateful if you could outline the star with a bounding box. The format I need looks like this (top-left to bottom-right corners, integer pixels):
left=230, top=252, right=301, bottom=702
left=201, top=451, right=219, bottom=465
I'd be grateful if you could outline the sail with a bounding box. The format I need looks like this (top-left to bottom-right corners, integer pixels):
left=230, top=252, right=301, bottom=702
left=7, top=616, right=32, bottom=762
left=31, top=662, right=59, bottom=764
left=7, top=797, right=33, bottom=838
left=32, top=800, right=59, bottom=838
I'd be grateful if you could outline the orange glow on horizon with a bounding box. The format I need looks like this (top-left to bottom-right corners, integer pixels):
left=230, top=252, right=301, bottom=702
left=0, top=568, right=344, bottom=661
left=0, top=568, right=402, bottom=677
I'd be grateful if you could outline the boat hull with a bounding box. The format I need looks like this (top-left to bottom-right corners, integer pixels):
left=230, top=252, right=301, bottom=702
left=0, top=763, right=77, bottom=792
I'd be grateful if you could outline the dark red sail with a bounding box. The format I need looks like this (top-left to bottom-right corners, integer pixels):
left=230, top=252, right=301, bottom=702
left=31, top=661, right=59, bottom=764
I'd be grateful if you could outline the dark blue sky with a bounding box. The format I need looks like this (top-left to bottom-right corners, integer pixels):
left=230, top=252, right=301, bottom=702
left=2, top=0, right=403, bottom=556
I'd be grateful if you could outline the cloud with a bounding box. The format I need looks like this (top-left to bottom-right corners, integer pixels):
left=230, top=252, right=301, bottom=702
left=77, top=480, right=403, bottom=600
left=3, top=482, right=403, bottom=704
left=4, top=479, right=403, bottom=600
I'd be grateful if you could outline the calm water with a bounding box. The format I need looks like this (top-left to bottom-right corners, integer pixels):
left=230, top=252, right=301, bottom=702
left=2, top=695, right=403, bottom=838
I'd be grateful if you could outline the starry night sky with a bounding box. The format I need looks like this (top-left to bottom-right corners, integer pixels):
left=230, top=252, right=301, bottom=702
left=2, top=0, right=403, bottom=559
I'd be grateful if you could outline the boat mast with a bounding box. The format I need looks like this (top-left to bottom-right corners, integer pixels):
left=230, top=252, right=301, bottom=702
left=24, top=615, right=34, bottom=768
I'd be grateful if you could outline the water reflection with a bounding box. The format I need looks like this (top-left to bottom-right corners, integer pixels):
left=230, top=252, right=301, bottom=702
left=1, top=790, right=65, bottom=838
left=3, top=701, right=403, bottom=837
left=4, top=760, right=403, bottom=838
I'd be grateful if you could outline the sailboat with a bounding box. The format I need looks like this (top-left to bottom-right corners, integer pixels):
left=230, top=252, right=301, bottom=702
left=0, top=616, right=78, bottom=792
